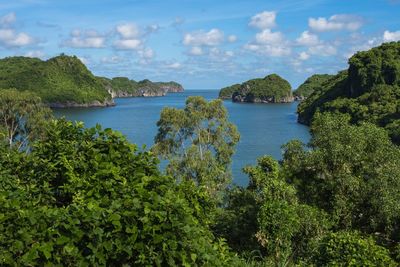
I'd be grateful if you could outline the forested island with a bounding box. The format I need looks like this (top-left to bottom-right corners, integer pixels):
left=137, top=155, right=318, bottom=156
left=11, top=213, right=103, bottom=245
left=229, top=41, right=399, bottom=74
left=219, top=74, right=294, bottom=103
left=0, top=55, right=183, bottom=108
left=0, top=42, right=400, bottom=266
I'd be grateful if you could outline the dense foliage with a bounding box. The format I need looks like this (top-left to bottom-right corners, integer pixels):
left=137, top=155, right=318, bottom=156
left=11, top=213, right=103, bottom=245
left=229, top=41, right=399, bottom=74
left=0, top=55, right=112, bottom=105
left=297, top=42, right=400, bottom=143
left=0, top=119, right=240, bottom=266
left=213, top=112, right=399, bottom=265
left=293, top=74, right=333, bottom=98
left=219, top=74, right=293, bottom=103
left=1, top=42, right=399, bottom=266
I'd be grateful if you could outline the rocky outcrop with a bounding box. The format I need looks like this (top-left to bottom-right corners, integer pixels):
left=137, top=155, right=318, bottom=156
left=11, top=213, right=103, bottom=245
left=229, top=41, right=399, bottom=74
left=49, top=99, right=115, bottom=108
left=156, top=82, right=184, bottom=93
left=233, top=94, right=294, bottom=103
left=99, top=77, right=184, bottom=99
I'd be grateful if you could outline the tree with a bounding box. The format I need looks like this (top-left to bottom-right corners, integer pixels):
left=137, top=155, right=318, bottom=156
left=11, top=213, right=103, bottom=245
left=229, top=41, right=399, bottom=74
left=153, top=96, right=240, bottom=199
left=311, top=231, right=396, bottom=266
left=282, top=112, right=400, bottom=240
left=0, top=119, right=240, bottom=266
left=0, top=89, right=51, bottom=150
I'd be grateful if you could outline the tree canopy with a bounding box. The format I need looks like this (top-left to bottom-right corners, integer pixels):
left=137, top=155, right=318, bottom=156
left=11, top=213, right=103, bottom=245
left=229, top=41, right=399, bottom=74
left=153, top=96, right=240, bottom=199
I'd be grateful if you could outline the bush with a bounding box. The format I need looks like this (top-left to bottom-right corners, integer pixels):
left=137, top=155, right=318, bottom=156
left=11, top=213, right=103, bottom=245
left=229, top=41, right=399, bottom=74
left=0, top=119, right=239, bottom=266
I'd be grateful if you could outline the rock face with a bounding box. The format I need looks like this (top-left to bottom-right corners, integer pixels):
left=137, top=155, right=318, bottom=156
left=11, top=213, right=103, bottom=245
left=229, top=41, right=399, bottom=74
left=220, top=74, right=294, bottom=104
left=98, top=77, right=184, bottom=99
left=49, top=99, right=115, bottom=108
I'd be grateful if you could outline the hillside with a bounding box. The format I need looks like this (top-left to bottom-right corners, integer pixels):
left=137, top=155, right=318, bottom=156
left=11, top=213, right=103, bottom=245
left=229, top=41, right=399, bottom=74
left=219, top=74, right=293, bottom=103
left=98, top=77, right=184, bottom=98
left=0, top=55, right=114, bottom=107
left=294, top=74, right=333, bottom=99
left=297, top=41, right=400, bottom=143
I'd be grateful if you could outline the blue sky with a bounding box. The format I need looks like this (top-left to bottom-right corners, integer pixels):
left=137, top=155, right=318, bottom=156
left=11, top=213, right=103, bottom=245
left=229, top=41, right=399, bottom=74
left=0, top=0, right=399, bottom=89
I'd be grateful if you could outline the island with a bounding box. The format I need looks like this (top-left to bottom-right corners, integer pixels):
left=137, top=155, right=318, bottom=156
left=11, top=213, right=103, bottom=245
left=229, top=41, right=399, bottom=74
left=0, top=54, right=184, bottom=108
left=219, top=74, right=294, bottom=103
left=98, top=77, right=184, bottom=98
left=297, top=41, right=400, bottom=144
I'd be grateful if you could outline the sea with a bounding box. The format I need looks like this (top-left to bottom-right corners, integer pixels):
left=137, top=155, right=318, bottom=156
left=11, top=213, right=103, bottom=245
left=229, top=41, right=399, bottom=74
left=53, top=90, right=310, bottom=186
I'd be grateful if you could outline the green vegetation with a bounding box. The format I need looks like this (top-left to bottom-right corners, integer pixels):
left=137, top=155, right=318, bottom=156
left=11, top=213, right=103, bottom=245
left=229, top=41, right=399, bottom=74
left=98, top=77, right=184, bottom=97
left=219, top=74, right=293, bottom=103
left=0, top=89, right=51, bottom=150
left=298, top=41, right=400, bottom=143
left=1, top=42, right=400, bottom=265
left=219, top=84, right=240, bottom=99
left=153, top=96, right=240, bottom=201
left=214, top=112, right=399, bottom=265
left=0, top=118, right=240, bottom=266
left=1, top=87, right=399, bottom=265
left=293, top=74, right=333, bottom=98
left=0, top=55, right=112, bottom=106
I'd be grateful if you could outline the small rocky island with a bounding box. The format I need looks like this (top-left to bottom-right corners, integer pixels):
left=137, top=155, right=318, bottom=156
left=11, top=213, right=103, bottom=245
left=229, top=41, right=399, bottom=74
left=219, top=74, right=294, bottom=103
left=98, top=77, right=184, bottom=98
left=0, top=55, right=184, bottom=108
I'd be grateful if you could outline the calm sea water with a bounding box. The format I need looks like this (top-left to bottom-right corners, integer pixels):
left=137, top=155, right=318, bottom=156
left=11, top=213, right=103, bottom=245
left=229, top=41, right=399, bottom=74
left=53, top=90, right=310, bottom=186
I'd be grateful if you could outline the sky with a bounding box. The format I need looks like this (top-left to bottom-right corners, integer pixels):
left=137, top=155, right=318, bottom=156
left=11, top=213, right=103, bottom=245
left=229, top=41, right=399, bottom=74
left=0, top=0, right=399, bottom=89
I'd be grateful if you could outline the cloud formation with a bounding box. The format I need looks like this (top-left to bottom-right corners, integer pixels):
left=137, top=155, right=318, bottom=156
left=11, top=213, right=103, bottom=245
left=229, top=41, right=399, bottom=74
left=245, top=11, right=290, bottom=57
left=183, top=29, right=224, bottom=46
left=0, top=12, right=35, bottom=48
left=249, top=11, right=276, bottom=29
left=63, top=29, right=105, bottom=48
left=309, top=14, right=363, bottom=32
left=383, top=30, right=400, bottom=42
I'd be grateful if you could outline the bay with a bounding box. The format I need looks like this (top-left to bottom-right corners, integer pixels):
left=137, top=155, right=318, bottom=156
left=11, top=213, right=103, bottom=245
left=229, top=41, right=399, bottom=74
left=53, top=89, right=310, bottom=186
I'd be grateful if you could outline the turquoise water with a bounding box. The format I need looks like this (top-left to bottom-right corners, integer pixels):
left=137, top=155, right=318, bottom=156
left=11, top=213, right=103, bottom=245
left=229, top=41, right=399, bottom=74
left=53, top=90, right=310, bottom=186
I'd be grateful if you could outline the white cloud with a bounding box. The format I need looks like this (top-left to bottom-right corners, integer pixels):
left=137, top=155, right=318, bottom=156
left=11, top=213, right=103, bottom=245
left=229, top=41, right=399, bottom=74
left=249, top=11, right=276, bottom=29
left=78, top=56, right=89, bottom=65
left=296, top=31, right=320, bottom=46
left=166, top=62, right=182, bottom=69
left=183, top=28, right=224, bottom=46
left=146, top=24, right=160, bottom=34
left=228, top=35, right=237, bottom=42
left=0, top=13, right=35, bottom=48
left=114, top=39, right=142, bottom=50
left=116, top=23, right=140, bottom=39
left=189, top=46, right=203, bottom=55
left=0, top=28, right=34, bottom=47
left=225, top=50, right=234, bottom=57
left=64, top=29, right=105, bottom=48
left=100, top=56, right=123, bottom=64
left=255, top=29, right=284, bottom=45
left=309, top=14, right=363, bottom=32
left=298, top=51, right=310, bottom=60
left=244, top=43, right=291, bottom=57
left=138, top=47, right=154, bottom=59
left=308, top=44, right=337, bottom=56
left=0, top=12, right=16, bottom=26
left=25, top=50, right=44, bottom=58
left=209, top=47, right=235, bottom=61
left=383, top=30, right=400, bottom=42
